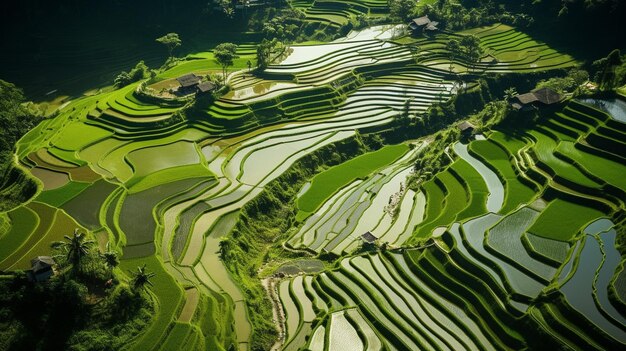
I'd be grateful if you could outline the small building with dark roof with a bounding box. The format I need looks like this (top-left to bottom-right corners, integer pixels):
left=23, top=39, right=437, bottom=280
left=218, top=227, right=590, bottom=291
left=361, top=231, right=378, bottom=244
left=196, top=81, right=217, bottom=94
left=532, top=87, right=562, bottom=105
left=409, top=16, right=431, bottom=30
left=409, top=16, right=439, bottom=34
left=511, top=93, right=538, bottom=111
left=177, top=73, right=201, bottom=88
left=425, top=21, right=439, bottom=31
left=28, top=256, right=56, bottom=282
left=511, top=88, right=562, bottom=111
left=457, top=121, right=476, bottom=136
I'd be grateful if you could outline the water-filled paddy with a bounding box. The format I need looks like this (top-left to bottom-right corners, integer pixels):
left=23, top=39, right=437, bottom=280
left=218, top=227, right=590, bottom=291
left=308, top=326, right=325, bottom=351
left=462, top=213, right=545, bottom=300
left=276, top=259, right=325, bottom=275
left=119, top=178, right=206, bottom=250
left=595, top=229, right=626, bottom=328
left=486, top=207, right=557, bottom=282
left=223, top=81, right=298, bottom=100
left=561, top=232, right=626, bottom=342
left=297, top=181, right=361, bottom=248
left=127, top=141, right=202, bottom=179
left=171, top=201, right=211, bottom=262
left=328, top=310, right=363, bottom=351
left=395, top=191, right=427, bottom=245
left=578, top=98, right=626, bottom=123
left=291, top=276, right=316, bottom=322
left=454, top=142, right=504, bottom=213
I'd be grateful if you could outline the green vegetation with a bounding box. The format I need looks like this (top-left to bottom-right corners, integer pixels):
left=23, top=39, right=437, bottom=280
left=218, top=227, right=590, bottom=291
left=0, top=1, right=625, bottom=350
left=469, top=138, right=536, bottom=213
left=298, top=144, right=409, bottom=214
left=36, top=181, right=92, bottom=207
left=118, top=256, right=184, bottom=351
left=156, top=33, right=182, bottom=61
left=0, top=80, right=41, bottom=211
left=0, top=227, right=154, bottom=350
left=114, top=61, right=151, bottom=88
left=0, top=206, right=38, bottom=262
left=528, top=199, right=606, bottom=241
left=214, top=43, right=239, bottom=82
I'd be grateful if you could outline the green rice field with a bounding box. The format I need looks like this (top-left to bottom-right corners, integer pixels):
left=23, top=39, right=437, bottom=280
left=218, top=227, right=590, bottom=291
left=1, top=3, right=624, bottom=350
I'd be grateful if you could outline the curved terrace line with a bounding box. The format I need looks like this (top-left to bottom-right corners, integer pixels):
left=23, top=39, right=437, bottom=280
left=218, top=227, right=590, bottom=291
left=453, top=142, right=504, bottom=213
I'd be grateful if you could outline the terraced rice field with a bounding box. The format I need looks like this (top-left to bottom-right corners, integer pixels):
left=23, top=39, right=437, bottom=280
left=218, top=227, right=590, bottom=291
left=4, top=12, right=625, bottom=351
left=291, top=0, right=389, bottom=27
left=278, top=99, right=626, bottom=349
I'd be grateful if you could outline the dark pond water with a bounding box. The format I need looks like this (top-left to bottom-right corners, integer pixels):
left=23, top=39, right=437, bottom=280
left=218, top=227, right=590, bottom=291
left=578, top=98, right=626, bottom=123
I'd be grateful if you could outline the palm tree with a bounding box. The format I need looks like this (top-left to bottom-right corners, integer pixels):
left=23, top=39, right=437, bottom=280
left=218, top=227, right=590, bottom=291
left=52, top=229, right=94, bottom=274
left=131, top=265, right=155, bottom=292
left=101, top=242, right=119, bottom=276
left=504, top=87, right=518, bottom=101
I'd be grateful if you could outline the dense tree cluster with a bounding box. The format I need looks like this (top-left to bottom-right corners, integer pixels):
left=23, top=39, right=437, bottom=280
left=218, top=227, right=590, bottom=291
left=256, top=38, right=281, bottom=70
left=591, top=49, right=626, bottom=90
left=0, top=230, right=154, bottom=350
left=0, top=81, right=41, bottom=157
left=114, top=61, right=151, bottom=88
left=0, top=80, right=42, bottom=211
left=214, top=42, right=239, bottom=82
left=389, top=0, right=418, bottom=21
left=444, top=35, right=484, bottom=71
left=535, top=69, right=590, bottom=93
left=260, top=9, right=302, bottom=43
left=155, top=33, right=182, bottom=59
left=421, top=0, right=534, bottom=30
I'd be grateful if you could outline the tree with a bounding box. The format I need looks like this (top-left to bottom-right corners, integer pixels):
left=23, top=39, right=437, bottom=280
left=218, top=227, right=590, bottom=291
left=504, top=87, right=518, bottom=101
left=380, top=242, right=389, bottom=252
left=217, top=0, right=235, bottom=18
left=52, top=229, right=94, bottom=274
left=130, top=265, right=155, bottom=292
left=0, top=80, right=41, bottom=212
left=595, top=49, right=622, bottom=90
left=256, top=39, right=278, bottom=71
left=389, top=0, right=416, bottom=21
left=111, top=285, right=142, bottom=320
left=0, top=80, right=40, bottom=149
left=156, top=33, right=182, bottom=59
left=101, top=242, right=119, bottom=276
left=128, top=61, right=149, bottom=81
left=535, top=69, right=590, bottom=94
left=396, top=98, right=413, bottom=128
left=114, top=71, right=132, bottom=88
left=214, top=43, right=239, bottom=83
left=219, top=238, right=232, bottom=263
left=445, top=39, right=460, bottom=72
left=459, top=35, right=483, bottom=72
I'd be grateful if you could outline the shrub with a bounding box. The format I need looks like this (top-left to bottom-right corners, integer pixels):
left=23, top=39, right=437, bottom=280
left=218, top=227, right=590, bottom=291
left=535, top=69, right=589, bottom=93
left=110, top=285, right=144, bottom=321
left=114, top=61, right=150, bottom=88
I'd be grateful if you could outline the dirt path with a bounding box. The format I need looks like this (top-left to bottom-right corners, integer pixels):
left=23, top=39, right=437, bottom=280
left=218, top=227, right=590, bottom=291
left=262, top=277, right=286, bottom=351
